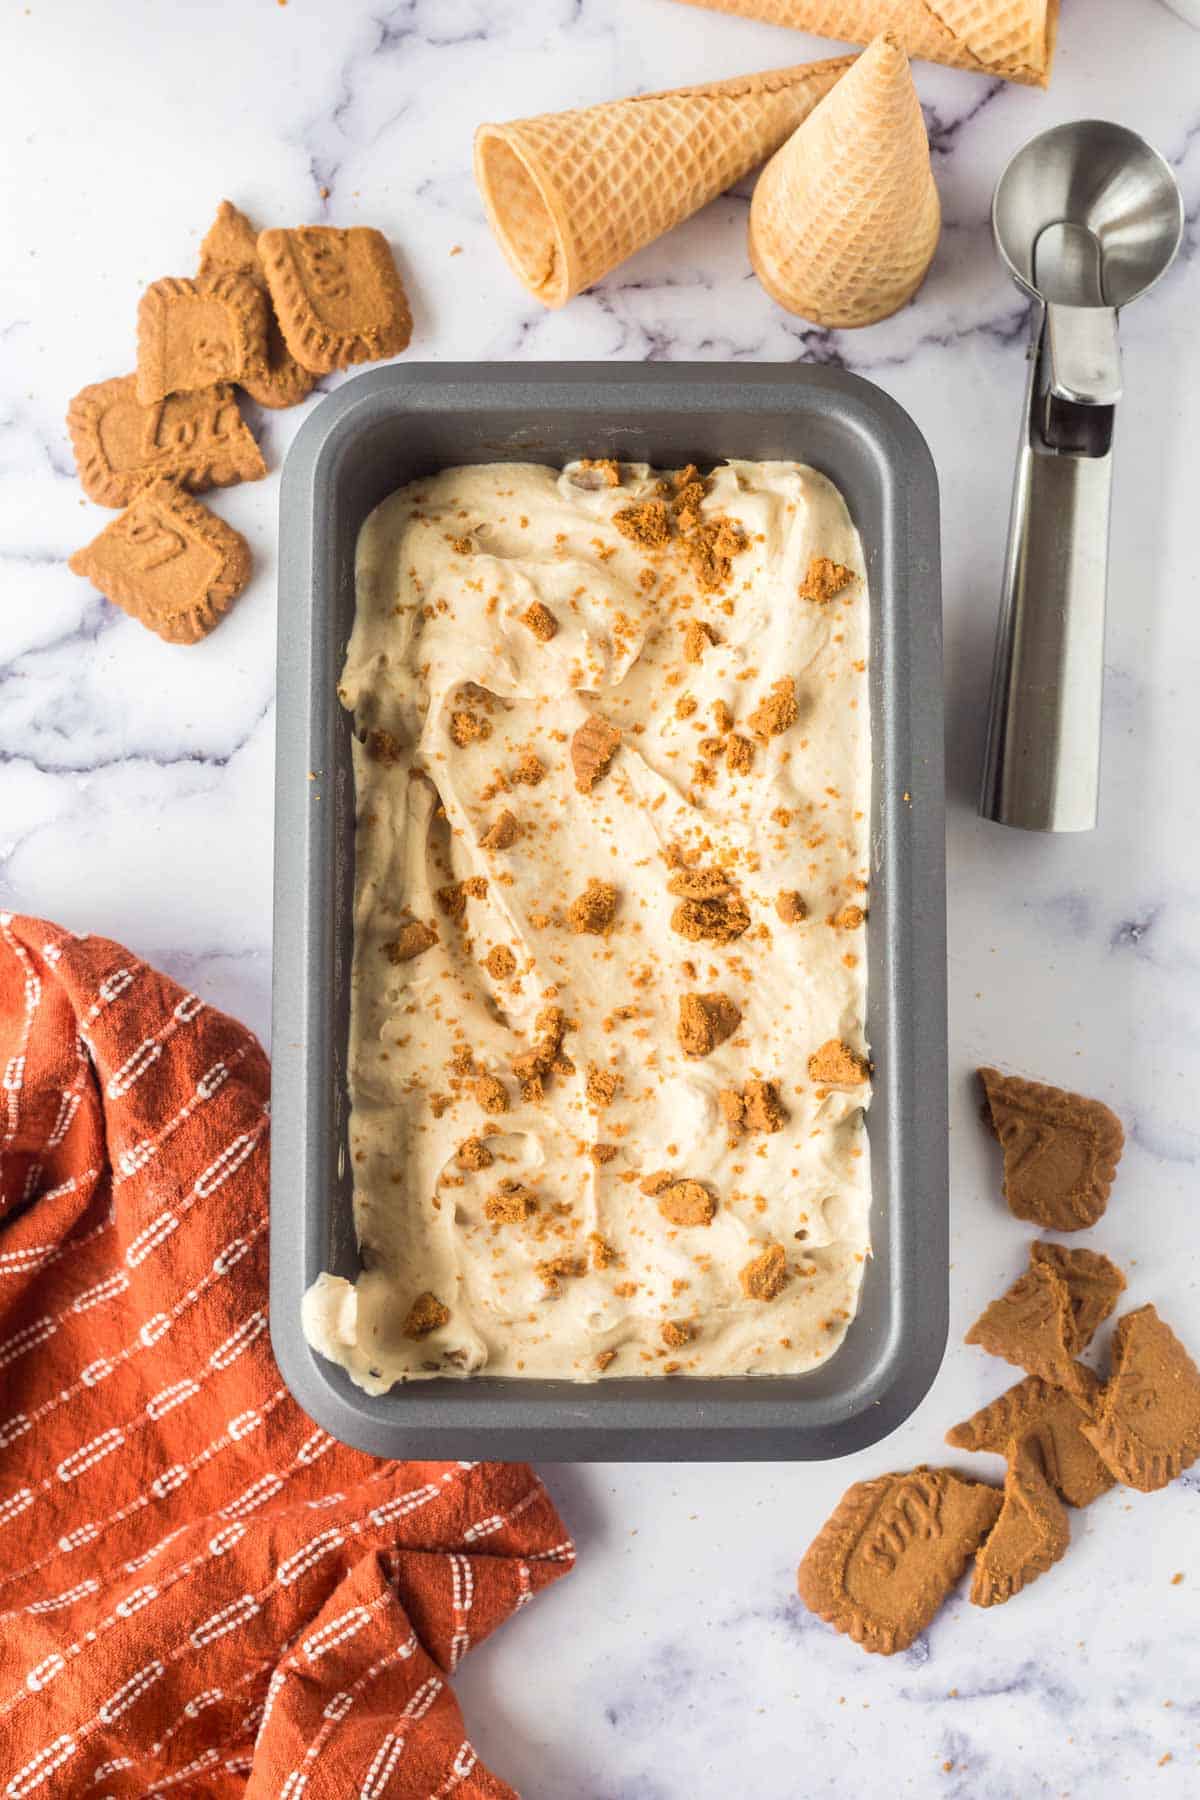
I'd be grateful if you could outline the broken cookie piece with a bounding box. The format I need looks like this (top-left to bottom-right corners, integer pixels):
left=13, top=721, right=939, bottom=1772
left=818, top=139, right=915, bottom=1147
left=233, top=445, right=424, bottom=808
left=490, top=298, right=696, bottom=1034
left=684, top=516, right=746, bottom=594
left=776, top=890, right=807, bottom=924
left=136, top=272, right=269, bottom=405
left=436, top=876, right=487, bottom=924
left=718, top=1088, right=746, bottom=1139
left=739, top=1242, right=790, bottom=1300
left=522, top=600, right=558, bottom=642
left=677, top=991, right=741, bottom=1059
left=585, top=1064, right=621, bottom=1109
left=196, top=200, right=316, bottom=410
left=1081, top=1305, right=1200, bottom=1493
left=718, top=1080, right=787, bottom=1138
left=404, top=1291, right=450, bottom=1340
left=748, top=676, right=799, bottom=742
left=536, top=1254, right=587, bottom=1294
left=808, top=1040, right=869, bottom=1088
left=614, top=498, right=671, bottom=550
left=483, top=944, right=517, bottom=980
left=512, top=751, right=546, bottom=786
left=965, top=1254, right=1086, bottom=1399
left=456, top=1137, right=494, bottom=1173
left=667, top=868, right=730, bottom=901
left=946, top=1368, right=1114, bottom=1509
left=682, top=617, right=719, bottom=663
left=567, top=877, right=618, bottom=935
left=1030, top=1241, right=1125, bottom=1353
left=656, top=1179, right=717, bottom=1228
left=570, top=712, right=621, bottom=793
left=573, top=457, right=621, bottom=488
left=589, top=1233, right=618, bottom=1270
left=473, top=1074, right=510, bottom=1115
left=512, top=1005, right=571, bottom=1102
left=449, top=708, right=491, bottom=748
left=484, top=1181, right=538, bottom=1224
left=979, top=1067, right=1124, bottom=1232
left=799, top=555, right=855, bottom=603
left=669, top=888, right=750, bottom=944
left=481, top=809, right=520, bottom=851
left=746, top=1080, right=787, bottom=1133
left=199, top=199, right=267, bottom=283
left=725, top=733, right=755, bottom=776
left=383, top=920, right=438, bottom=964
left=970, top=1434, right=1070, bottom=1608
left=798, top=1467, right=1002, bottom=1656
left=638, top=1170, right=674, bottom=1198
left=67, top=374, right=265, bottom=509
left=613, top=474, right=746, bottom=593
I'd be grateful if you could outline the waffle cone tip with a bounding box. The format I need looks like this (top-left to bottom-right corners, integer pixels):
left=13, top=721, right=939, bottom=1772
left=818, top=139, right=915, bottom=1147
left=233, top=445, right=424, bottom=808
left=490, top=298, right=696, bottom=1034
left=748, top=33, right=941, bottom=328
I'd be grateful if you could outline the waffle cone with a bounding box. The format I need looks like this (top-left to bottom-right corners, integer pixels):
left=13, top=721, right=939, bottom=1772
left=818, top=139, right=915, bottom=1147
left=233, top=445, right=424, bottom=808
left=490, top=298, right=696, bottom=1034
left=749, top=34, right=941, bottom=327
left=671, top=0, right=1058, bottom=86
left=475, top=59, right=853, bottom=307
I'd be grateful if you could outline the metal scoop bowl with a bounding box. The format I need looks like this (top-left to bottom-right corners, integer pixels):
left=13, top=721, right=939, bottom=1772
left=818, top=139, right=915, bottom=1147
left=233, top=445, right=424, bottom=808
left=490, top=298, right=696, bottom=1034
left=979, top=121, right=1183, bottom=832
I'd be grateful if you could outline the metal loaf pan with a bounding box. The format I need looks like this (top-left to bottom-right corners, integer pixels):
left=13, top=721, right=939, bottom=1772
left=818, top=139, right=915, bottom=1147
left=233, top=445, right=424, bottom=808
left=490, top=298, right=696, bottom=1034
left=271, top=362, right=947, bottom=1461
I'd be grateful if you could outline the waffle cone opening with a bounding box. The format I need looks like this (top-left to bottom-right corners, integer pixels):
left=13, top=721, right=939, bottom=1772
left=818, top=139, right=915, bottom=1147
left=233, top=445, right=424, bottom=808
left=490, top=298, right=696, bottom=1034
left=474, top=128, right=569, bottom=307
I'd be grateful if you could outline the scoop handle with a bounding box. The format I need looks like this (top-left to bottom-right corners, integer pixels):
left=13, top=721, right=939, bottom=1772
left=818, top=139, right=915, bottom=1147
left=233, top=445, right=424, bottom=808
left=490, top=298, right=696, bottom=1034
left=979, top=317, right=1115, bottom=832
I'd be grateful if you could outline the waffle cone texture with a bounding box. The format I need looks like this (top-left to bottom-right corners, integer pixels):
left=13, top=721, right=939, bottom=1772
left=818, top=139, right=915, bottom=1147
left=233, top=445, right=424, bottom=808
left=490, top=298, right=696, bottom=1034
left=671, top=0, right=1058, bottom=86
left=475, top=59, right=853, bottom=307
left=749, top=33, right=941, bottom=328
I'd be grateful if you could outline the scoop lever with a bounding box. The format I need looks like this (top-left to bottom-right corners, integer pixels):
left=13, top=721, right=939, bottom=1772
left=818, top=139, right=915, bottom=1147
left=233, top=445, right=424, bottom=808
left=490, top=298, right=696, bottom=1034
left=1036, top=222, right=1122, bottom=407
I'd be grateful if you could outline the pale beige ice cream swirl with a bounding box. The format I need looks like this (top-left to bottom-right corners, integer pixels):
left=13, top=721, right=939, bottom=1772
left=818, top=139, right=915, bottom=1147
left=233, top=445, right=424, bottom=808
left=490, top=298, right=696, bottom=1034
left=303, top=459, right=872, bottom=1387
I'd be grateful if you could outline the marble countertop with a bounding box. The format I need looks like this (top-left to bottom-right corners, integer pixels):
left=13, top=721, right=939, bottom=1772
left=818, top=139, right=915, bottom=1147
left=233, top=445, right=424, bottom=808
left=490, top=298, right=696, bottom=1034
left=4, top=1, right=1200, bottom=1793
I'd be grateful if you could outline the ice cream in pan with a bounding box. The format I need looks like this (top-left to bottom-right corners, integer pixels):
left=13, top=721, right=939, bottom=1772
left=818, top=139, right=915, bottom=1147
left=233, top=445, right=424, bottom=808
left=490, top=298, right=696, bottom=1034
left=304, top=458, right=873, bottom=1386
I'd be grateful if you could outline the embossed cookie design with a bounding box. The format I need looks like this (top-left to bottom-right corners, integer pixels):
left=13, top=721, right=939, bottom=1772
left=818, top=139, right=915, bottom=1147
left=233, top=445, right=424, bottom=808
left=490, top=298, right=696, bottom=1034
left=257, top=226, right=412, bottom=373
left=1081, top=1304, right=1200, bottom=1493
left=571, top=711, right=621, bottom=793
left=798, top=1467, right=1002, bottom=1655
left=979, top=1067, right=1124, bottom=1231
left=136, top=272, right=270, bottom=405
left=1030, top=1241, right=1126, bottom=1353
left=965, top=1255, right=1087, bottom=1398
left=69, top=478, right=252, bottom=644
left=946, top=1368, right=1115, bottom=1509
left=67, top=375, right=266, bottom=508
left=196, top=200, right=315, bottom=410
left=970, top=1434, right=1070, bottom=1608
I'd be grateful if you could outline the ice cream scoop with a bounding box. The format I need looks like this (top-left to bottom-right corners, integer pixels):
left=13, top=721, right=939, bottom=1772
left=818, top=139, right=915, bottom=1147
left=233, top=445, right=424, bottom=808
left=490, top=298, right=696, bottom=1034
left=979, top=121, right=1182, bottom=832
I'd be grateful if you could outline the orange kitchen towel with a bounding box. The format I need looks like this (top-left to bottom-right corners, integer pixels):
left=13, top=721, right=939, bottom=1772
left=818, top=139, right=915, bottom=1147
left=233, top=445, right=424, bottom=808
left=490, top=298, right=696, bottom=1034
left=0, top=914, right=573, bottom=1798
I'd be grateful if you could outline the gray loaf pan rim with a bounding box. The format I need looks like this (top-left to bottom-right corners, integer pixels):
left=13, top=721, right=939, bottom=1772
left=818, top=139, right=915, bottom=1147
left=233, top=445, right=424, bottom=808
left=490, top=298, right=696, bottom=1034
left=270, top=360, right=947, bottom=1461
